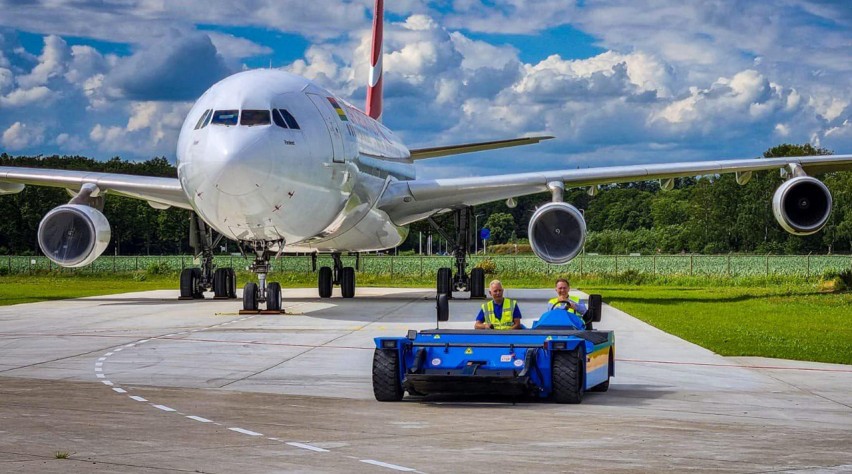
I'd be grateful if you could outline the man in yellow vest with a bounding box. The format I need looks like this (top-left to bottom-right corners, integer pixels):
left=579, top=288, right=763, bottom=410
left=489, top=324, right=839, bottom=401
left=474, top=280, right=522, bottom=330
left=548, top=278, right=587, bottom=317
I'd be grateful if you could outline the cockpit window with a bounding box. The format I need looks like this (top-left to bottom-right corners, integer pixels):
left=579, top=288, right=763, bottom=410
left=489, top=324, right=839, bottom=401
left=241, top=110, right=271, bottom=126
left=194, top=109, right=212, bottom=130
left=272, top=109, right=288, bottom=129
left=279, top=109, right=300, bottom=129
left=211, top=110, right=239, bottom=126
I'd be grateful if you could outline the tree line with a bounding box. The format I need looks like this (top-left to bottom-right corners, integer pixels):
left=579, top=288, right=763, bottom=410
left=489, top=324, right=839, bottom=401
left=1, top=144, right=851, bottom=256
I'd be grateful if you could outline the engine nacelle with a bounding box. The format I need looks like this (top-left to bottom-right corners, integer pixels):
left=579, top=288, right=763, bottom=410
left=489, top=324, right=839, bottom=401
left=772, top=176, right=832, bottom=235
left=38, top=204, right=111, bottom=267
left=528, top=202, right=586, bottom=264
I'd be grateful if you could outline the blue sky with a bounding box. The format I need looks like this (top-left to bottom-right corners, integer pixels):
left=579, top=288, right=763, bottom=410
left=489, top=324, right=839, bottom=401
left=0, top=0, right=850, bottom=179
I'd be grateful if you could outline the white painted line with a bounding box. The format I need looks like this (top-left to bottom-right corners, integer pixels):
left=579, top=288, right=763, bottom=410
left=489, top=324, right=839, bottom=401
left=129, top=396, right=148, bottom=402
left=95, top=367, right=103, bottom=372
left=229, top=427, right=263, bottom=436
left=112, top=388, right=127, bottom=394
left=138, top=339, right=150, bottom=344
left=360, top=460, right=416, bottom=471
left=98, top=357, right=106, bottom=362
left=96, top=373, right=105, bottom=378
left=186, top=415, right=213, bottom=423
left=152, top=404, right=176, bottom=412
left=104, top=352, right=113, bottom=356
left=124, top=343, right=136, bottom=348
left=101, top=381, right=113, bottom=386
left=286, top=442, right=329, bottom=453
left=163, top=334, right=176, bottom=337
left=114, top=348, right=123, bottom=352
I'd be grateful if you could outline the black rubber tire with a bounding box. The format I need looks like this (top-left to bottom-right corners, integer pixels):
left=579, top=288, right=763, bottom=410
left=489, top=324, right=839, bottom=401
left=552, top=348, right=584, bottom=404
left=341, top=267, right=355, bottom=298
left=226, top=268, right=237, bottom=299
left=470, top=267, right=486, bottom=298
left=213, top=268, right=228, bottom=297
left=191, top=268, right=204, bottom=299
left=436, top=267, right=452, bottom=295
left=372, top=349, right=403, bottom=401
left=179, top=268, right=195, bottom=298
left=436, top=293, right=449, bottom=322
left=243, top=282, right=258, bottom=311
left=318, top=266, right=333, bottom=298
left=266, top=282, right=281, bottom=311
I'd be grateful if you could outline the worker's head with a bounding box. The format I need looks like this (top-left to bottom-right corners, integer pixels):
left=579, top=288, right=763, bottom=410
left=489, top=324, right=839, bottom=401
left=489, top=279, right=504, bottom=302
left=555, top=278, right=570, bottom=298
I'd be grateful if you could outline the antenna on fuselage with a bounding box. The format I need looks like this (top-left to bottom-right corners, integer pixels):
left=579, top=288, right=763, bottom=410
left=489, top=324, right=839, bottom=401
left=365, top=0, right=384, bottom=122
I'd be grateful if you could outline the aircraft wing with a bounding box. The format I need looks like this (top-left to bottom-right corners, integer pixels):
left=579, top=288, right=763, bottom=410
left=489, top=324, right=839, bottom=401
left=0, top=166, right=192, bottom=210
left=409, top=136, right=554, bottom=160
left=378, top=154, right=852, bottom=225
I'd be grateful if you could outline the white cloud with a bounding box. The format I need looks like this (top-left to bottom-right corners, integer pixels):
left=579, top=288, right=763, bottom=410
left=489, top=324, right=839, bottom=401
left=16, top=35, right=69, bottom=89
left=0, top=86, right=55, bottom=107
left=2, top=122, right=45, bottom=150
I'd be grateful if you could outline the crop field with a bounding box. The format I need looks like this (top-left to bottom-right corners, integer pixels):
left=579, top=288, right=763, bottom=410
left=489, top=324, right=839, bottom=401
left=3, top=254, right=850, bottom=277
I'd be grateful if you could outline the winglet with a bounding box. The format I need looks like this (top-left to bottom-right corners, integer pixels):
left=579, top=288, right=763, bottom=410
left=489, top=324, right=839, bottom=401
left=365, top=0, right=384, bottom=122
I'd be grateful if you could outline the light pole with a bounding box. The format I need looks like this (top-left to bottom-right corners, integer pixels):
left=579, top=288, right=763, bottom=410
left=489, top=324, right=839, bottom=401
left=474, top=213, right=484, bottom=254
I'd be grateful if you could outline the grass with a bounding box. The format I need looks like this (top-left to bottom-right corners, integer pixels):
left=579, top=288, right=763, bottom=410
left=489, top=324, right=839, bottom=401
left=1, top=271, right=849, bottom=364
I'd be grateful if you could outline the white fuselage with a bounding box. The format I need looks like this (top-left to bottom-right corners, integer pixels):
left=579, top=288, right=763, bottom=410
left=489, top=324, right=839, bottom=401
left=176, top=69, right=413, bottom=252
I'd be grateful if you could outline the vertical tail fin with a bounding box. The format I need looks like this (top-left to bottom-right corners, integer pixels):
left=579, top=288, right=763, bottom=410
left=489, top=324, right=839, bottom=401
left=365, top=0, right=384, bottom=121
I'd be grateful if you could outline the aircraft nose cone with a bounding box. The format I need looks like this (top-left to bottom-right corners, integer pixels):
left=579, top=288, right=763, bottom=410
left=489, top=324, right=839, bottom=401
left=203, top=131, right=273, bottom=196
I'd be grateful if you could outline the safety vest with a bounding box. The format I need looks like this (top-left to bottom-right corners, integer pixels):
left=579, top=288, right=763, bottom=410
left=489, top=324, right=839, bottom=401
left=548, top=296, right=581, bottom=316
left=482, top=298, right=517, bottom=330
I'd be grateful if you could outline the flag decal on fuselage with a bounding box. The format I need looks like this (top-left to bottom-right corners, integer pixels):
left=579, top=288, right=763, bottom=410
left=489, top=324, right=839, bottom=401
left=327, top=97, right=349, bottom=121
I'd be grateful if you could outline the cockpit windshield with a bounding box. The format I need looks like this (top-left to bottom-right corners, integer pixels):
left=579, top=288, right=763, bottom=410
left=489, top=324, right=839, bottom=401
left=241, top=110, right=271, bottom=126
left=211, top=110, right=239, bottom=126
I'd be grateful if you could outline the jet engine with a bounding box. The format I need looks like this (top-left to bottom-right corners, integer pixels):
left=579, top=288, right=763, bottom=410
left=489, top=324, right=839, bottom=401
left=772, top=176, right=832, bottom=235
left=38, top=204, right=111, bottom=267
left=528, top=202, right=586, bottom=264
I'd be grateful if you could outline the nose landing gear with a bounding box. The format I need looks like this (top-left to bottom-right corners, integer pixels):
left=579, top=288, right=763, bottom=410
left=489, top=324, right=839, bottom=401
left=240, top=240, right=283, bottom=313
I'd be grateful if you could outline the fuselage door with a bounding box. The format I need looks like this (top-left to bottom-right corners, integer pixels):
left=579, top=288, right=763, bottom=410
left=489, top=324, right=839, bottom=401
left=306, top=93, right=346, bottom=163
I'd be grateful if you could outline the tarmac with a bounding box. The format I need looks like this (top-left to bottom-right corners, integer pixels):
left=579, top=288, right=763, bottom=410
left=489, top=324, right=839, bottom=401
left=0, top=287, right=850, bottom=473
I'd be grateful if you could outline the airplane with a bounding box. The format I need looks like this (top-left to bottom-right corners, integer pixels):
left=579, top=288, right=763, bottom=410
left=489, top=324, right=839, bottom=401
left=1, top=0, right=851, bottom=311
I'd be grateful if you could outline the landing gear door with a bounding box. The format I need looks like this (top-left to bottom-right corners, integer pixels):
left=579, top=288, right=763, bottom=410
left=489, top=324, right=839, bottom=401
left=306, top=93, right=346, bottom=164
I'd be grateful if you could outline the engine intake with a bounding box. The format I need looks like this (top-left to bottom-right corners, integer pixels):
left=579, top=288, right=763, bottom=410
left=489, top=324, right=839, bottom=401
left=38, top=204, right=111, bottom=267
left=528, top=202, right=586, bottom=264
left=772, top=176, right=832, bottom=235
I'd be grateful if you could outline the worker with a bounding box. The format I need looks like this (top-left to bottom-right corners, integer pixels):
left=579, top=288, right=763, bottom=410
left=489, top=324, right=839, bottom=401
left=474, top=279, right=522, bottom=330
left=548, top=278, right=587, bottom=317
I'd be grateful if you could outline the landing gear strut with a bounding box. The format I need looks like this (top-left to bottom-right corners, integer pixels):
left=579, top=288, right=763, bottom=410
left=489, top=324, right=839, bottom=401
left=313, top=252, right=357, bottom=298
left=240, top=240, right=283, bottom=312
left=429, top=207, right=486, bottom=299
left=179, top=213, right=236, bottom=300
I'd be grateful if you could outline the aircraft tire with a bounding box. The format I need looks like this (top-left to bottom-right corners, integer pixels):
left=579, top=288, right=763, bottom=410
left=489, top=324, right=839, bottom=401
left=243, top=282, right=258, bottom=311
left=213, top=268, right=228, bottom=297
left=179, top=268, right=195, bottom=298
left=372, top=349, right=403, bottom=401
left=470, top=268, right=486, bottom=298
left=341, top=267, right=355, bottom=298
left=266, top=282, right=281, bottom=311
left=226, top=268, right=237, bottom=299
left=436, top=267, right=452, bottom=295
left=552, top=347, right=584, bottom=404
left=318, top=266, right=333, bottom=298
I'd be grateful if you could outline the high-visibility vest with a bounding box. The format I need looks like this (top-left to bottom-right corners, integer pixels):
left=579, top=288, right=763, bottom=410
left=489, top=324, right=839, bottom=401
left=482, top=298, right=517, bottom=330
left=548, top=296, right=581, bottom=316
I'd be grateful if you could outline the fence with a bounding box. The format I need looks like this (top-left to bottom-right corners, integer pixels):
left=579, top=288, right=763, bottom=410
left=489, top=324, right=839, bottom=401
left=2, top=254, right=851, bottom=278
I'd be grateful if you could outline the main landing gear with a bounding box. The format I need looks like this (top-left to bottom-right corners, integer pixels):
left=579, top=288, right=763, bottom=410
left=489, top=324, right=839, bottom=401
left=240, top=240, right=283, bottom=312
left=179, top=214, right=237, bottom=301
left=430, top=207, right=486, bottom=299
left=313, top=252, right=357, bottom=298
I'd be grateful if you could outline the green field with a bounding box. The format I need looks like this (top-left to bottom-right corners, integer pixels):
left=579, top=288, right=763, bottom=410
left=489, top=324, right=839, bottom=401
left=0, top=273, right=849, bottom=364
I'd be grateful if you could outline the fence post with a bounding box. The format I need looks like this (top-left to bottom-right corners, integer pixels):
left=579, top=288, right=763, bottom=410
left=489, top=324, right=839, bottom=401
left=419, top=256, right=423, bottom=277
left=727, top=254, right=731, bottom=277
left=580, top=254, right=584, bottom=275
left=806, top=253, right=810, bottom=278
left=653, top=254, right=656, bottom=275
left=690, top=254, right=693, bottom=276
left=765, top=254, right=769, bottom=276
left=615, top=255, right=618, bottom=274
left=390, top=256, right=394, bottom=278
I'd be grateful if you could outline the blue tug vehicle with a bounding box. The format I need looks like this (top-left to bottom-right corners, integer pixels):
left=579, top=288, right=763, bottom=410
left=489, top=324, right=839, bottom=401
left=372, top=294, right=613, bottom=403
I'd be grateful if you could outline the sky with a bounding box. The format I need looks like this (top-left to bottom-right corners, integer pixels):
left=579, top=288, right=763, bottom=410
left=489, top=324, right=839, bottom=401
left=0, top=0, right=850, bottom=179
